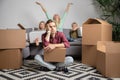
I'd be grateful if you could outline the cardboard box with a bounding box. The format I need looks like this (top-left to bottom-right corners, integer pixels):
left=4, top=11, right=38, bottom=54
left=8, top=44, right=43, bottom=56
left=82, top=45, right=98, bottom=67
left=97, top=41, right=120, bottom=77
left=82, top=18, right=112, bottom=45
left=44, top=48, right=66, bottom=62
left=0, top=29, right=26, bottom=49
left=0, top=49, right=22, bottom=69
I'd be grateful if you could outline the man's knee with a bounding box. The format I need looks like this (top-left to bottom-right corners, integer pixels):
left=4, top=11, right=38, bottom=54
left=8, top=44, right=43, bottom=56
left=34, top=54, right=43, bottom=61
left=65, top=56, right=74, bottom=64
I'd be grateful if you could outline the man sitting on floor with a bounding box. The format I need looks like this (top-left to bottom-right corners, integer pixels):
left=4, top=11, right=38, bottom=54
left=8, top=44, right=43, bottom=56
left=34, top=19, right=74, bottom=72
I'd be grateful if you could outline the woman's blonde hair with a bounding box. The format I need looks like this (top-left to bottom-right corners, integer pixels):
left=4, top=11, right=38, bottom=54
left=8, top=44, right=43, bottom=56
left=39, top=21, right=45, bottom=29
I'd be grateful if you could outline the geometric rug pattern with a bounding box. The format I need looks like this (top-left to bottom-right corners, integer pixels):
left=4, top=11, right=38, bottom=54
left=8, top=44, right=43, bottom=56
left=0, top=60, right=119, bottom=80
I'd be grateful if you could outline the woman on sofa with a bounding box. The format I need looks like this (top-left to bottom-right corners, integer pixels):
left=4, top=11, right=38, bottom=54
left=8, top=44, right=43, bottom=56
left=38, top=21, right=46, bottom=30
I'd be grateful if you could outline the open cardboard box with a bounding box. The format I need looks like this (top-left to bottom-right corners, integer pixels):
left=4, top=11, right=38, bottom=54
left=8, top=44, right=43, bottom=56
left=82, top=18, right=112, bottom=45
left=97, top=41, right=120, bottom=77
left=0, top=29, right=26, bottom=49
left=44, top=48, right=66, bottom=62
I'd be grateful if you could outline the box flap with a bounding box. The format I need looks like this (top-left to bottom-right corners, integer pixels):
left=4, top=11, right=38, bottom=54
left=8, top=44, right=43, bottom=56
left=97, top=41, right=120, bottom=53
left=97, top=41, right=106, bottom=53
left=0, top=29, right=26, bottom=49
left=83, top=18, right=110, bottom=25
left=106, top=41, right=120, bottom=53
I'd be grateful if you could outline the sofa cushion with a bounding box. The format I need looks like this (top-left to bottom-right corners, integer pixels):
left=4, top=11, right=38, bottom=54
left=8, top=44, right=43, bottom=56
left=70, top=40, right=82, bottom=46
left=63, top=29, right=70, bottom=37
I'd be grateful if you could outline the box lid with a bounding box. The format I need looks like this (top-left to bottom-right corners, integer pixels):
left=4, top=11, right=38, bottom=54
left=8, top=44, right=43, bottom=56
left=83, top=18, right=111, bottom=25
left=0, top=29, right=26, bottom=49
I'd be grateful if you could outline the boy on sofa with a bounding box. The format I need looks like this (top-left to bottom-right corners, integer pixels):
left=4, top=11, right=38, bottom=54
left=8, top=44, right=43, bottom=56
left=67, top=22, right=81, bottom=42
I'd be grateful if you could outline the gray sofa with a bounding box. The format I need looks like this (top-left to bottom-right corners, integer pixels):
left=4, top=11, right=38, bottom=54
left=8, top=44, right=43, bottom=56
left=63, top=29, right=82, bottom=58
left=23, top=28, right=82, bottom=59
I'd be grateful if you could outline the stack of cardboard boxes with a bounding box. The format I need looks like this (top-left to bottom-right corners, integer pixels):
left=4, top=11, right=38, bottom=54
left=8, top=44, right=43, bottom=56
left=82, top=18, right=112, bottom=67
left=0, top=29, right=26, bottom=69
left=82, top=18, right=120, bottom=77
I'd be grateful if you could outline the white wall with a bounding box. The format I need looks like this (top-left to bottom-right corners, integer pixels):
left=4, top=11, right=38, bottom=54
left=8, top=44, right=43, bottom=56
left=0, top=0, right=99, bottom=29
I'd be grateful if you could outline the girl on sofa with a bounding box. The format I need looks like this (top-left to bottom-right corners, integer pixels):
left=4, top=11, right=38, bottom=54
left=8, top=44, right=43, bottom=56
left=35, top=1, right=72, bottom=32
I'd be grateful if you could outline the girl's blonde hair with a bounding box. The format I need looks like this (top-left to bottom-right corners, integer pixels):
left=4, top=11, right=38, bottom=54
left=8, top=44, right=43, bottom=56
left=53, top=14, right=61, bottom=24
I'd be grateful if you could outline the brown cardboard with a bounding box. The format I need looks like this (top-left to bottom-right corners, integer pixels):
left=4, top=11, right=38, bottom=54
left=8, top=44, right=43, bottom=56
left=82, top=18, right=112, bottom=45
left=0, top=29, right=26, bottom=49
left=44, top=48, right=66, bottom=62
left=0, top=49, right=22, bottom=69
left=82, top=45, right=98, bottom=67
left=97, top=41, right=120, bottom=77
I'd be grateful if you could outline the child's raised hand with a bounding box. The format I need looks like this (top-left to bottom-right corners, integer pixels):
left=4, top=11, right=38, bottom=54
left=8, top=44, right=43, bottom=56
left=68, top=3, right=73, bottom=5
left=36, top=1, right=41, bottom=6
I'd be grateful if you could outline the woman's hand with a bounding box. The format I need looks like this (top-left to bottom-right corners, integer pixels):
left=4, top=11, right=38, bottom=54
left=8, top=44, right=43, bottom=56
left=35, top=1, right=46, bottom=13
left=35, top=37, right=39, bottom=46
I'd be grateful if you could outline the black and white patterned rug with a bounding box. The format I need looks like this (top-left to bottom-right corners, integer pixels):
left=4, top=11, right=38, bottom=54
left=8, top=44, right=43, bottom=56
left=0, top=60, right=119, bottom=80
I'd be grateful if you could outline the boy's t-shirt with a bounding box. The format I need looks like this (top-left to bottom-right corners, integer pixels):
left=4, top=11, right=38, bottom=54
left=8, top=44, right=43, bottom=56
left=70, top=30, right=78, bottom=39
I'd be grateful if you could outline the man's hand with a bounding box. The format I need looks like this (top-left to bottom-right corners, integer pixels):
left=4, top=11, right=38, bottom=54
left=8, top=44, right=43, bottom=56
left=46, top=24, right=51, bottom=32
left=44, top=44, right=56, bottom=53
